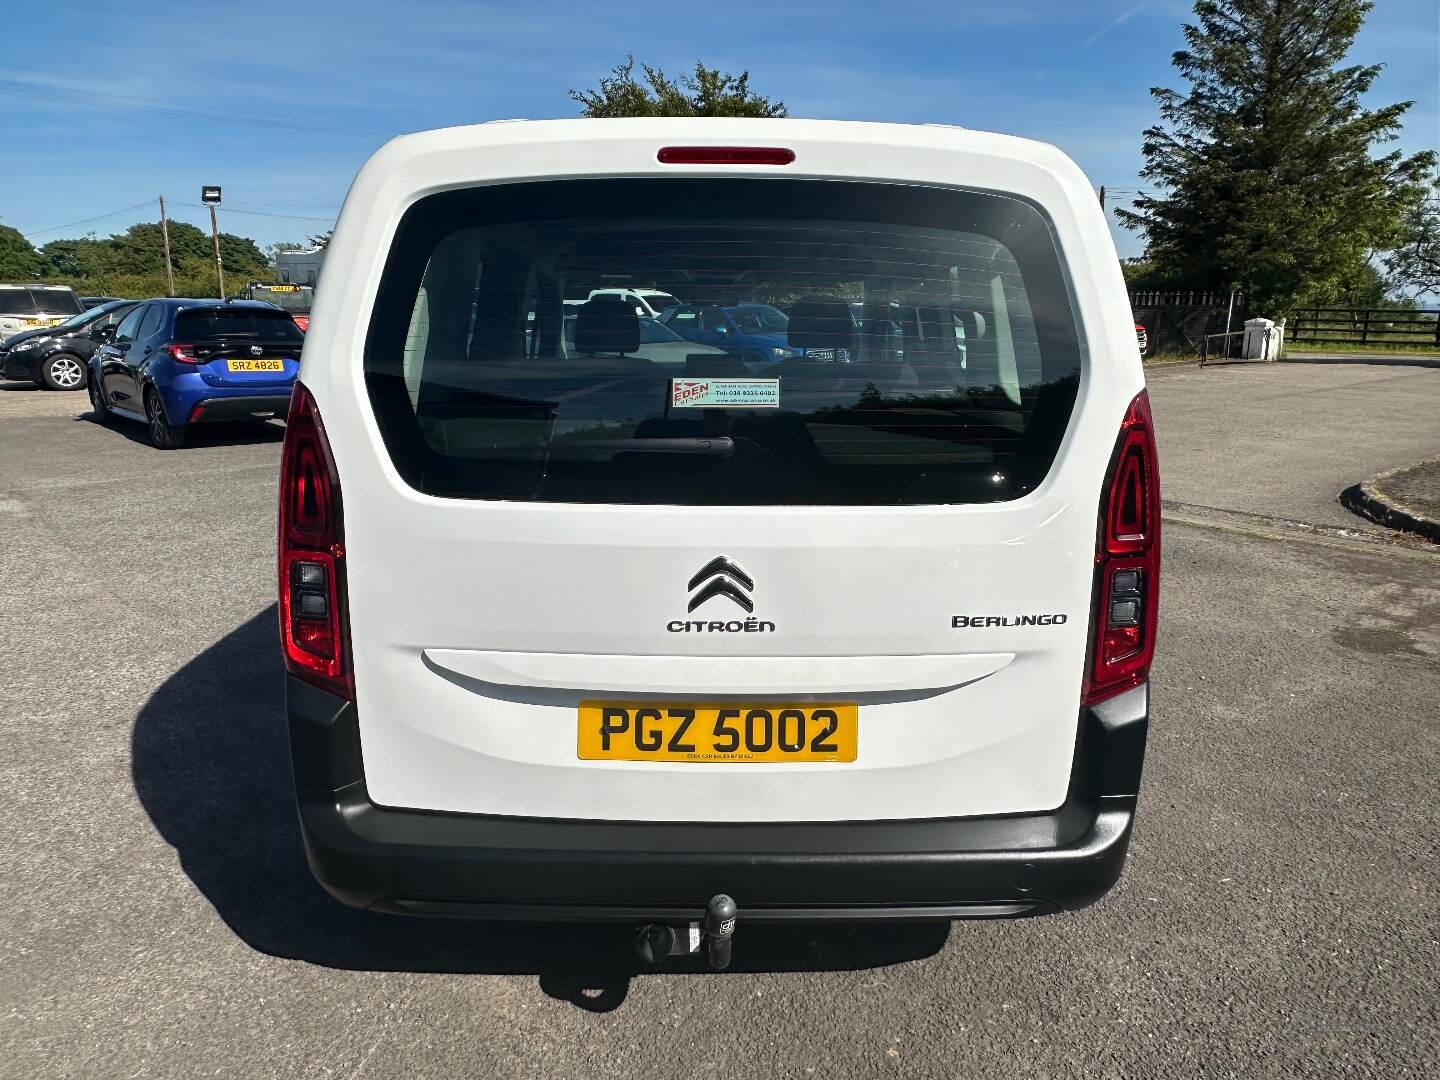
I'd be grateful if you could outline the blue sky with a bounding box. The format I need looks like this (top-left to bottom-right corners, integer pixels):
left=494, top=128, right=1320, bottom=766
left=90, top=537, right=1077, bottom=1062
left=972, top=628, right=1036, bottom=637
left=2, top=0, right=1436, bottom=259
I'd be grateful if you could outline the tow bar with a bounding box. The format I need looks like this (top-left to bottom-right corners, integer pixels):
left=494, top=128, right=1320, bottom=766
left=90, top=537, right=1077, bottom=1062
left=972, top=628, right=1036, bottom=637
left=634, top=894, right=738, bottom=970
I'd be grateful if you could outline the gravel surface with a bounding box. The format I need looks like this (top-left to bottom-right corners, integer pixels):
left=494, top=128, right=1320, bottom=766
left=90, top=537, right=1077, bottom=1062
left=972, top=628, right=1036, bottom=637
left=2, top=368, right=1437, bottom=1079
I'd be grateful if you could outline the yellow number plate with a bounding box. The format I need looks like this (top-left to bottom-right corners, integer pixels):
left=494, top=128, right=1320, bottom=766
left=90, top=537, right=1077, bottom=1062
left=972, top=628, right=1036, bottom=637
left=578, top=702, right=858, bottom=763
left=226, top=358, right=285, bottom=372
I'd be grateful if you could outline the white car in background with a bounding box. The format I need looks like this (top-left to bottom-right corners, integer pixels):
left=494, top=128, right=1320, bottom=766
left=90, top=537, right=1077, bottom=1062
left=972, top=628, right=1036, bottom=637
left=587, top=287, right=682, bottom=317
left=0, top=285, right=85, bottom=343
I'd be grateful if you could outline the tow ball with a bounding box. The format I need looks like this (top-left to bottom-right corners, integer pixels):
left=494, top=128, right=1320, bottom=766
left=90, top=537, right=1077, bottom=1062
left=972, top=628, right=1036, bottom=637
left=634, top=894, right=738, bottom=970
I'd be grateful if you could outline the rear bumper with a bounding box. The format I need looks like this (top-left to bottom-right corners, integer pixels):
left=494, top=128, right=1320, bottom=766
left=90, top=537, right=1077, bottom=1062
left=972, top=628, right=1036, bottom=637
left=289, top=676, right=1148, bottom=921
left=186, top=394, right=291, bottom=424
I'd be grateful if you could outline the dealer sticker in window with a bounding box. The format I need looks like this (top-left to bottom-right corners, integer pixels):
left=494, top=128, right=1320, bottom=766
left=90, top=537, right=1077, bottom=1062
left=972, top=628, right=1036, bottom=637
left=670, top=378, right=780, bottom=409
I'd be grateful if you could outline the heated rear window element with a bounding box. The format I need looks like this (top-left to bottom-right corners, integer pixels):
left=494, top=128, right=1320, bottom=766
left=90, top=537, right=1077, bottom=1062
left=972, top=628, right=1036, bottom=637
left=364, top=179, right=1082, bottom=506
left=176, top=308, right=305, bottom=342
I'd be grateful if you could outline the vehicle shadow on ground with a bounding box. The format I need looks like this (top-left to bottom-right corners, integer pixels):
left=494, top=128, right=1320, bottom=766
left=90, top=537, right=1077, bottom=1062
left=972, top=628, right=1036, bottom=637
left=131, top=608, right=949, bottom=1011
left=76, top=411, right=285, bottom=449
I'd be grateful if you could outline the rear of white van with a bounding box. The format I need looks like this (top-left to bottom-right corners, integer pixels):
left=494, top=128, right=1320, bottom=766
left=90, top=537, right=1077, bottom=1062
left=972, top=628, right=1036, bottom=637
left=281, top=120, right=1158, bottom=928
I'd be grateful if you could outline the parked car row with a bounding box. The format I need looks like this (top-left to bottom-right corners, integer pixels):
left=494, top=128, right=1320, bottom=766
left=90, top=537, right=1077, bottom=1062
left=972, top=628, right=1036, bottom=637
left=1, top=284, right=303, bottom=448
left=1, top=299, right=137, bottom=389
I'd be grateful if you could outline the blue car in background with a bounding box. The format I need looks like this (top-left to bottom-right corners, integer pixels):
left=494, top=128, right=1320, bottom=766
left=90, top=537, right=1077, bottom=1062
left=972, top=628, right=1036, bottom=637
left=88, top=298, right=302, bottom=449
left=659, top=303, right=810, bottom=367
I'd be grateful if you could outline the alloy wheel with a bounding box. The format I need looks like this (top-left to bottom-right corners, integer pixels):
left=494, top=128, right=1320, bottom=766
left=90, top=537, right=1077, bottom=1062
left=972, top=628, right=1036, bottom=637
left=50, top=356, right=84, bottom=388
left=148, top=394, right=166, bottom=443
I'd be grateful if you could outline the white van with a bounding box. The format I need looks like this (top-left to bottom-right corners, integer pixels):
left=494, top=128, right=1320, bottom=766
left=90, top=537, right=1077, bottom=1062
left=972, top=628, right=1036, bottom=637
left=281, top=120, right=1159, bottom=964
left=0, top=284, right=85, bottom=343
left=587, top=287, right=682, bottom=317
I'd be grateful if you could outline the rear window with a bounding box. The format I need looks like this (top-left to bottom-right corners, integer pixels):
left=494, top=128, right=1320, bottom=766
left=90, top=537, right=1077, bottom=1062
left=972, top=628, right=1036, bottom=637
left=0, top=288, right=83, bottom=316
left=364, top=178, right=1081, bottom=506
left=175, top=307, right=304, bottom=342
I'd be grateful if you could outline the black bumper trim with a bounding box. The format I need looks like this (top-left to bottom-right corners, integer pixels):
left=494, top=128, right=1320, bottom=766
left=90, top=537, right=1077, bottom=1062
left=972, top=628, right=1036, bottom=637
left=189, top=395, right=291, bottom=423
left=288, top=676, right=1148, bottom=919
left=376, top=899, right=1051, bottom=922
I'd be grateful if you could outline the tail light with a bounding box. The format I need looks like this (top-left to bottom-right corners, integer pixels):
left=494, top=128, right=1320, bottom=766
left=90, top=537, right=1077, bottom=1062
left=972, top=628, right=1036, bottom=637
left=1083, top=390, right=1160, bottom=706
left=278, top=382, right=352, bottom=699
left=164, top=342, right=199, bottom=363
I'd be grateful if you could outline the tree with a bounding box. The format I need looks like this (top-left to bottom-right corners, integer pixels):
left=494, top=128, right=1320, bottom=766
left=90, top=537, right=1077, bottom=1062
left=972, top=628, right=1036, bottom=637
left=216, top=232, right=270, bottom=281
left=570, top=57, right=786, bottom=118
left=307, top=231, right=333, bottom=250
left=1117, top=0, right=1436, bottom=314
left=0, top=224, right=41, bottom=279
left=266, top=240, right=308, bottom=261
left=1380, top=183, right=1440, bottom=301
left=39, top=237, right=111, bottom=279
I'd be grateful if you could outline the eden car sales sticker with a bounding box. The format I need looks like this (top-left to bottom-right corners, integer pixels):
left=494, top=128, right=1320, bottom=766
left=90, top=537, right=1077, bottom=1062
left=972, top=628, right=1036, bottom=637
left=670, top=378, right=781, bottom=409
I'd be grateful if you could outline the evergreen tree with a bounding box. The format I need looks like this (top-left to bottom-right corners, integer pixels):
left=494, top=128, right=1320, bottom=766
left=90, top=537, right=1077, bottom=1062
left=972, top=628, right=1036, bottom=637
left=570, top=57, right=786, bottom=118
left=1117, top=0, right=1436, bottom=313
left=0, top=224, right=41, bottom=279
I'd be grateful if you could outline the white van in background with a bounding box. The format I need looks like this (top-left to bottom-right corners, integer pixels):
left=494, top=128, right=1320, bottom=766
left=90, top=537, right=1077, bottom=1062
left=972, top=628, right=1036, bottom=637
left=587, top=287, right=682, bottom=317
left=280, top=119, right=1159, bottom=967
left=0, top=284, right=84, bottom=343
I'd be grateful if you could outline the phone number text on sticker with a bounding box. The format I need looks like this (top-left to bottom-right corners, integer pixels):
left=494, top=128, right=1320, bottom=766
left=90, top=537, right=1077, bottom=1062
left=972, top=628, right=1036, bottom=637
left=671, top=378, right=780, bottom=409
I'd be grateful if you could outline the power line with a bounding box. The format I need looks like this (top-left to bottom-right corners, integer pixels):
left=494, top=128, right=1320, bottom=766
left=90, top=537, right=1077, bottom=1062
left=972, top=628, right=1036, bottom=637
left=174, top=201, right=336, bottom=224
left=0, top=78, right=391, bottom=140
left=19, top=199, right=158, bottom=239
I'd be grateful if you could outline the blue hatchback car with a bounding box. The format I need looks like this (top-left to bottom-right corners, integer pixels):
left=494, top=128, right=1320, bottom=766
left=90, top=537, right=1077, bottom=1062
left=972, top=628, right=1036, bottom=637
left=658, top=303, right=799, bottom=366
left=88, top=298, right=302, bottom=448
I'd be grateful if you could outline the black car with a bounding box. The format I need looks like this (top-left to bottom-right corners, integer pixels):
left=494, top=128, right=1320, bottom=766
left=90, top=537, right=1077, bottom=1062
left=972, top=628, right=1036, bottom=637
left=1, top=300, right=138, bottom=390
left=81, top=295, right=127, bottom=309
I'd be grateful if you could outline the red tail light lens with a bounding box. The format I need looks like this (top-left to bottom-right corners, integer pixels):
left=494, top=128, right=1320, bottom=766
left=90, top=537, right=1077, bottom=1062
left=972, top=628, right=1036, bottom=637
left=657, top=146, right=795, bottom=165
left=278, top=382, right=351, bottom=699
left=1084, top=391, right=1161, bottom=706
left=164, top=342, right=199, bottom=364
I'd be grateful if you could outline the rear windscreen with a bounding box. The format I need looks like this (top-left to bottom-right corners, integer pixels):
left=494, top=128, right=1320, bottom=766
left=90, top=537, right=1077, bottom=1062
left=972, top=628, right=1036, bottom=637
left=176, top=308, right=304, bottom=342
left=364, top=179, right=1082, bottom=506
left=0, top=288, right=83, bottom=316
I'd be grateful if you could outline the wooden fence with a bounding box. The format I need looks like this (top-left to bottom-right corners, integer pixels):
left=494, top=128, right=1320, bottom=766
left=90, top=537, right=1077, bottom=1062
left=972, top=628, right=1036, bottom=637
left=1128, top=290, right=1245, bottom=355
left=1289, top=307, right=1440, bottom=347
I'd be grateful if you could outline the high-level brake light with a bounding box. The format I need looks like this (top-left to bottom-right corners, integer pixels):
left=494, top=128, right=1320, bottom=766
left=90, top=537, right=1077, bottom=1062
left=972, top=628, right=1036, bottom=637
left=1083, top=390, right=1161, bottom=706
left=657, top=146, right=795, bottom=166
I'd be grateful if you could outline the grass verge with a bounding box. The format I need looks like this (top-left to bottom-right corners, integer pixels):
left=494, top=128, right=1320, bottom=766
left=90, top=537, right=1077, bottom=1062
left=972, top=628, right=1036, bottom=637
left=1285, top=341, right=1440, bottom=357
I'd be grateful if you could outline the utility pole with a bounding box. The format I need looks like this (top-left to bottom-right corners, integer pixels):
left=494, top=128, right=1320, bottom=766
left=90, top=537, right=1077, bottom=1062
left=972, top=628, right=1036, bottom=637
left=201, top=185, right=224, bottom=298
left=1098, top=185, right=1106, bottom=211
left=158, top=195, right=176, bottom=297
left=207, top=205, right=225, bottom=298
